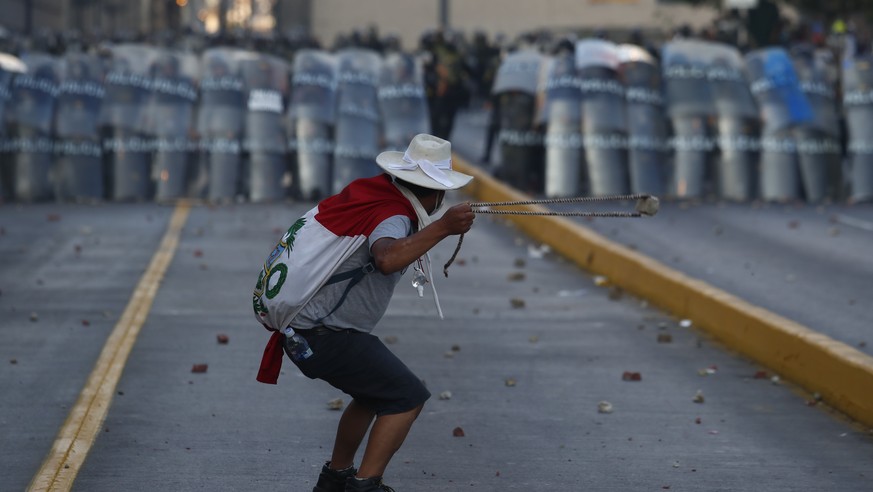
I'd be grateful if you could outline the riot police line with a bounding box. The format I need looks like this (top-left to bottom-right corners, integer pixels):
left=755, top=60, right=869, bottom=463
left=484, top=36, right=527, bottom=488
left=492, top=38, right=873, bottom=204
left=0, top=43, right=431, bottom=204
left=2, top=37, right=873, bottom=205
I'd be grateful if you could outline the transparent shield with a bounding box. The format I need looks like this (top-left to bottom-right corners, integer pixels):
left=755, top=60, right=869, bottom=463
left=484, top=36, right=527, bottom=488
left=55, top=53, right=104, bottom=139
left=493, top=50, right=546, bottom=95
left=745, top=48, right=814, bottom=134
left=289, top=49, right=338, bottom=125
left=9, top=53, right=59, bottom=133
left=661, top=40, right=715, bottom=118
left=379, top=52, right=429, bottom=150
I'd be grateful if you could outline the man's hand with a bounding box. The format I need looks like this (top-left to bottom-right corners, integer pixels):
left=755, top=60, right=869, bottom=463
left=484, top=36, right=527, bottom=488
left=437, top=203, right=475, bottom=236
left=371, top=203, right=476, bottom=275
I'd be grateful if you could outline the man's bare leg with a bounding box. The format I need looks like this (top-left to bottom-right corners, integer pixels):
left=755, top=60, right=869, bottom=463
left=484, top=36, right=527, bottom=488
left=356, top=403, right=424, bottom=478
left=329, top=399, right=377, bottom=470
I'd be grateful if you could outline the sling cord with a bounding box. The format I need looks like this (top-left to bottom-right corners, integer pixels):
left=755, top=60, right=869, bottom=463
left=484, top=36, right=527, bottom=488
left=443, top=194, right=654, bottom=277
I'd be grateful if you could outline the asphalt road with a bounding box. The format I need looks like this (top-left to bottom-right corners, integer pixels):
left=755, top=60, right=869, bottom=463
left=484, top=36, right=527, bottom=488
left=2, top=201, right=872, bottom=491
left=450, top=108, right=873, bottom=358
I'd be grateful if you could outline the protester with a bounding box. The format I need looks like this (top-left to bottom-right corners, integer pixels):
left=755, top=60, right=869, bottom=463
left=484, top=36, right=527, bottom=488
left=252, top=134, right=474, bottom=492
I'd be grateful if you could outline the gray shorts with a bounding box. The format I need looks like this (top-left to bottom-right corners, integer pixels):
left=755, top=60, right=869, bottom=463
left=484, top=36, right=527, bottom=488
left=286, top=327, right=431, bottom=416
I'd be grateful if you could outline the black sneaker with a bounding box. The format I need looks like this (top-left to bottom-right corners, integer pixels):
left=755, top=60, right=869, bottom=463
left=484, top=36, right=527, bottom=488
left=345, top=476, right=396, bottom=492
left=312, top=462, right=357, bottom=492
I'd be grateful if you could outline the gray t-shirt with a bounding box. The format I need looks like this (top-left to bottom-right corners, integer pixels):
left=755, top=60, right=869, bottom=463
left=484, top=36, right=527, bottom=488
left=291, top=214, right=413, bottom=333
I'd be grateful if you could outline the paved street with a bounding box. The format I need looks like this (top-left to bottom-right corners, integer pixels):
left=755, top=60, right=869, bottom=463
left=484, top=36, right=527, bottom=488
left=2, top=200, right=872, bottom=491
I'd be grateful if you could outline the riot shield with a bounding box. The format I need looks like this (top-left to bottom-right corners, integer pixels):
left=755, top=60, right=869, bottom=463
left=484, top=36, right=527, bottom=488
left=843, top=54, right=873, bottom=202
left=576, top=39, right=628, bottom=196
left=492, top=50, right=546, bottom=194
left=745, top=48, right=814, bottom=202
left=7, top=53, right=59, bottom=201
left=147, top=49, right=199, bottom=202
left=288, top=49, right=337, bottom=201
left=543, top=53, right=583, bottom=197
left=241, top=52, right=290, bottom=202
left=0, top=52, right=26, bottom=201
left=198, top=48, right=246, bottom=203
left=709, top=43, right=759, bottom=202
left=54, top=52, right=105, bottom=202
left=379, top=52, right=429, bottom=151
left=759, top=131, right=802, bottom=201
left=100, top=44, right=156, bottom=201
left=333, top=48, right=381, bottom=195
left=791, top=49, right=842, bottom=202
left=661, top=40, right=716, bottom=199
left=620, top=44, right=666, bottom=196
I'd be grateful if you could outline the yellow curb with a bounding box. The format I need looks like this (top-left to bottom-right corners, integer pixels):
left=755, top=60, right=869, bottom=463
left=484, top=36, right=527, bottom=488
left=454, top=153, right=873, bottom=429
left=28, top=202, right=192, bottom=492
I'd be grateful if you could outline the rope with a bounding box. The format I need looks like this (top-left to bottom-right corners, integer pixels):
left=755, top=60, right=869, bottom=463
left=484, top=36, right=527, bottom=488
left=443, top=194, right=651, bottom=277
left=469, top=193, right=651, bottom=208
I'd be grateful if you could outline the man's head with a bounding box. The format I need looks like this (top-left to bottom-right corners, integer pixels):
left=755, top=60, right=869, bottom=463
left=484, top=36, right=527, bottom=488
left=375, top=134, right=473, bottom=215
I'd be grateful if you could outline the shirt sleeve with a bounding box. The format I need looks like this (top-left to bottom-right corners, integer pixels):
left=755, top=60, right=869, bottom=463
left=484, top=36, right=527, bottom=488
left=368, top=215, right=413, bottom=250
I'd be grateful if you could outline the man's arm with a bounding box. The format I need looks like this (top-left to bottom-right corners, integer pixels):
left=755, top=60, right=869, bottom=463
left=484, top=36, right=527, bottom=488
left=371, top=203, right=474, bottom=274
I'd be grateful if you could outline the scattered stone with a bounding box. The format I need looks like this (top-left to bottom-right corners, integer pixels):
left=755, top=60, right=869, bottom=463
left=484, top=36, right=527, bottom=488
left=46, top=213, right=61, bottom=222
left=327, top=398, right=344, bottom=411
left=451, top=344, right=461, bottom=352
left=193, top=249, right=204, bottom=258
left=452, top=426, right=465, bottom=437
left=29, top=312, right=39, bottom=322
left=787, top=220, right=799, bottom=229
left=513, top=258, right=526, bottom=268
left=443, top=351, right=455, bottom=359
left=608, top=286, right=624, bottom=301
left=657, top=333, right=673, bottom=344
left=191, top=364, right=208, bottom=373
left=505, top=378, right=517, bottom=387
left=10, top=359, right=17, bottom=365
left=81, top=319, right=90, bottom=327
left=859, top=341, right=867, bottom=348
left=692, top=390, right=705, bottom=404
left=621, top=371, right=642, bottom=382
left=507, top=272, right=526, bottom=282
left=216, top=334, right=229, bottom=344
left=695, top=417, right=701, bottom=425
left=383, top=335, right=398, bottom=344
left=753, top=371, right=768, bottom=379
left=509, top=298, right=525, bottom=309
left=439, top=391, right=452, bottom=400
left=679, top=319, right=692, bottom=328
left=771, top=375, right=781, bottom=385
left=597, top=401, right=613, bottom=414
left=593, top=276, right=609, bottom=286
left=529, top=335, right=539, bottom=343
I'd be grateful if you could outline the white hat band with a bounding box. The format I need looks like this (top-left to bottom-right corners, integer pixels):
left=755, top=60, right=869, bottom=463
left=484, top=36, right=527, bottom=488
left=386, top=151, right=454, bottom=188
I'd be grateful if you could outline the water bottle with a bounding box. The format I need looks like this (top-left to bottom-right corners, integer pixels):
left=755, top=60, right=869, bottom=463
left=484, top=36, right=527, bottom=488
left=284, top=328, right=314, bottom=361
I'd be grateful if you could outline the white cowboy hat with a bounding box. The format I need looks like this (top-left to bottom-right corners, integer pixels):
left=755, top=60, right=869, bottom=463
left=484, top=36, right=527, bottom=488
left=376, top=134, right=473, bottom=190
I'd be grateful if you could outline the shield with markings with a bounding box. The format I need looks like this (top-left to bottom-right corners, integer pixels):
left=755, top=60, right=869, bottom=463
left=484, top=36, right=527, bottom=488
left=54, top=52, right=105, bottom=201
left=620, top=44, right=667, bottom=196
left=198, top=48, right=246, bottom=202
left=492, top=49, right=546, bottom=194
left=333, top=48, right=382, bottom=195
left=99, top=43, right=156, bottom=201
left=241, top=52, right=290, bottom=202
left=288, top=49, right=337, bottom=201
left=6, top=52, right=59, bottom=201
left=843, top=53, right=873, bottom=202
